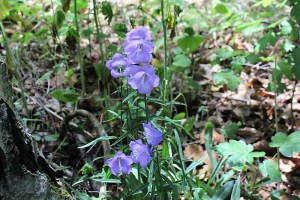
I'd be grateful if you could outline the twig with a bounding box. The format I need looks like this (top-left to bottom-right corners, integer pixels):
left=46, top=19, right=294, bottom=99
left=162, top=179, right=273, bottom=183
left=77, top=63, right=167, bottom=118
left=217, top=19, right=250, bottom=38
left=12, top=86, right=94, bottom=137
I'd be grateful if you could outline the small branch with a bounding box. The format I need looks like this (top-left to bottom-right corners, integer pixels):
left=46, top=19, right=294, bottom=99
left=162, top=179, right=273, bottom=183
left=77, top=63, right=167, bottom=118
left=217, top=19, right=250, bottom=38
left=12, top=86, right=94, bottom=137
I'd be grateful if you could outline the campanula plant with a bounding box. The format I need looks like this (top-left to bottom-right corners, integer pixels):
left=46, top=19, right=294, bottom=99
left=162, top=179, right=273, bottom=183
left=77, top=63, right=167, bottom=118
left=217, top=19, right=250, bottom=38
left=105, top=26, right=165, bottom=196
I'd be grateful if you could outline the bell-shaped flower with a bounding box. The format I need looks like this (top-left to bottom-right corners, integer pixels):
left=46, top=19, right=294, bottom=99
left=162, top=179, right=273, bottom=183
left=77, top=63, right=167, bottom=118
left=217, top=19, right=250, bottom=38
left=123, top=40, right=154, bottom=64
left=106, top=53, right=130, bottom=78
left=143, top=122, right=163, bottom=147
left=125, top=26, right=152, bottom=42
left=129, top=139, right=152, bottom=168
left=128, top=64, right=160, bottom=94
left=106, top=151, right=133, bottom=176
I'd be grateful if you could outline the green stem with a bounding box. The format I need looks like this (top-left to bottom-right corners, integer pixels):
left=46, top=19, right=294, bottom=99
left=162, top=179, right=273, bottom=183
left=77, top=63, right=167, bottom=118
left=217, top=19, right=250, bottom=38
left=74, top=0, right=86, bottom=96
left=161, top=0, right=168, bottom=104
left=92, top=0, right=106, bottom=64
left=144, top=95, right=150, bottom=122
left=0, top=22, right=29, bottom=116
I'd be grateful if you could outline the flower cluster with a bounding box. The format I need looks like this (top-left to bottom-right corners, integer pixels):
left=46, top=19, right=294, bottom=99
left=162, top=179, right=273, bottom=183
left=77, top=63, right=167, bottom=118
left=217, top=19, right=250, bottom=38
left=105, top=27, right=163, bottom=176
left=106, top=122, right=163, bottom=176
left=106, top=26, right=160, bottom=94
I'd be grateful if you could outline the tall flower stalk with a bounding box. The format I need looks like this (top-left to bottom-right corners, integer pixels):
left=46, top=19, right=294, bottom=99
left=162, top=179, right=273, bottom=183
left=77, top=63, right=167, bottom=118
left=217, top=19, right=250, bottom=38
left=105, top=26, right=163, bottom=176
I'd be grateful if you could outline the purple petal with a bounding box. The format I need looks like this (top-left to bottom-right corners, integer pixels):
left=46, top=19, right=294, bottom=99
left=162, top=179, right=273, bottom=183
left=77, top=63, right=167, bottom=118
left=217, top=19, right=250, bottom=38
left=110, top=69, right=121, bottom=78
left=128, top=71, right=145, bottom=89
left=129, top=65, right=142, bottom=76
left=142, top=64, right=155, bottom=74
left=137, top=77, right=153, bottom=94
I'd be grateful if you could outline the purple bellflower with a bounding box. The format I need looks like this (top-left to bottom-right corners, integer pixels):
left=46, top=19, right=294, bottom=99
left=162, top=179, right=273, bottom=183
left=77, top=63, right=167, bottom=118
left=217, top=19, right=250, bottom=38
left=123, top=40, right=154, bottom=64
left=130, top=139, right=152, bottom=168
left=143, top=122, right=163, bottom=147
left=106, top=151, right=133, bottom=176
left=128, top=64, right=160, bottom=94
left=125, top=26, right=152, bottom=42
left=106, top=53, right=130, bottom=78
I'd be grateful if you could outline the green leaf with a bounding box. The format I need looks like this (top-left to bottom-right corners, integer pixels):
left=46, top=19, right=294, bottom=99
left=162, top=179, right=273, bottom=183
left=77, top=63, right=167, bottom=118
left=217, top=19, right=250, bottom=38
left=292, top=45, right=300, bottom=80
left=278, top=60, right=292, bottom=79
left=70, top=0, right=88, bottom=13
left=101, top=1, right=113, bottom=24
left=0, top=0, right=10, bottom=20
left=220, top=122, right=241, bottom=139
left=173, top=112, right=186, bottom=120
left=36, top=71, right=52, bottom=85
left=44, top=134, right=59, bottom=142
left=214, top=140, right=265, bottom=166
left=172, top=54, right=191, bottom=68
left=282, top=39, right=295, bottom=52
left=252, top=0, right=275, bottom=7
left=255, top=31, right=278, bottom=53
left=78, top=136, right=117, bottom=149
left=80, top=163, right=94, bottom=175
left=186, top=156, right=207, bottom=174
left=281, top=20, right=292, bottom=35
left=176, top=35, right=205, bottom=53
left=231, top=177, right=241, bottom=200
left=212, top=181, right=234, bottom=200
left=113, top=22, right=128, bottom=38
left=215, top=49, right=244, bottom=60
left=212, top=70, right=242, bottom=91
left=50, top=88, right=79, bottom=103
left=291, top=2, right=300, bottom=22
left=259, top=160, right=282, bottom=182
left=269, top=132, right=300, bottom=157
left=215, top=4, right=230, bottom=14
left=205, top=121, right=217, bottom=169
left=184, top=116, right=195, bottom=133
left=55, top=10, right=65, bottom=30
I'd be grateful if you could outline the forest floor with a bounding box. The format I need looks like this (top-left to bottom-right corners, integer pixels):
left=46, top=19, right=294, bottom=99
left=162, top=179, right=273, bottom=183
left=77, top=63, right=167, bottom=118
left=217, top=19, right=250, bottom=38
left=1, top=0, right=300, bottom=199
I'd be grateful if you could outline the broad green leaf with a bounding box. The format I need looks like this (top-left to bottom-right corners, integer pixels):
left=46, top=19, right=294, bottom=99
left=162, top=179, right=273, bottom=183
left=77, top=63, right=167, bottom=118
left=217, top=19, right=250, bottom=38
left=215, top=49, right=244, bottom=60
left=80, top=163, right=94, bottom=175
left=291, top=2, right=300, bottom=22
left=292, top=45, right=300, bottom=80
left=212, top=181, right=234, bottom=200
left=214, top=140, right=265, bottom=166
left=215, top=4, right=230, bottom=14
left=184, top=116, right=195, bottom=133
left=0, top=0, right=10, bottom=20
left=220, top=122, right=241, bottom=139
left=36, top=71, right=52, bottom=85
left=50, top=88, right=79, bottom=103
left=176, top=35, right=205, bottom=53
left=281, top=20, right=292, bottom=35
left=44, top=134, right=59, bottom=142
left=255, top=31, right=278, bottom=53
left=113, top=22, right=128, bottom=38
left=231, top=177, right=241, bottom=200
left=269, top=132, right=300, bottom=157
left=282, top=39, right=295, bottom=52
left=212, top=70, right=242, bottom=91
left=259, top=160, right=282, bottom=182
left=278, top=60, right=292, bottom=79
left=172, top=54, right=191, bottom=68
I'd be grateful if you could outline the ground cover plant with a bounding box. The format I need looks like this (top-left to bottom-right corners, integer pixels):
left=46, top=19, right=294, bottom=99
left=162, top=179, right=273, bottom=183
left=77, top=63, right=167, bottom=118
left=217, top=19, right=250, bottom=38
left=1, top=0, right=300, bottom=199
